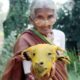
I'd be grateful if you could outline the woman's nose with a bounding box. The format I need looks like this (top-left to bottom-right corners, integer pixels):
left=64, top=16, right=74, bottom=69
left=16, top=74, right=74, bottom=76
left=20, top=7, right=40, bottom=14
left=43, top=20, right=48, bottom=24
left=43, top=20, right=49, bottom=26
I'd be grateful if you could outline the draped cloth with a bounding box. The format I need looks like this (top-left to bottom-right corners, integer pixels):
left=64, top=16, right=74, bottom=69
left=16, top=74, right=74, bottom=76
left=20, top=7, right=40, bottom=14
left=2, top=30, right=68, bottom=80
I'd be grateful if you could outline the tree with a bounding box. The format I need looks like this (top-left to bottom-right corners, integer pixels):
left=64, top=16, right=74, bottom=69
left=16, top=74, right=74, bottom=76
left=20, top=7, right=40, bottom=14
left=54, top=0, right=80, bottom=51
left=0, top=0, right=30, bottom=78
left=3, top=0, right=30, bottom=38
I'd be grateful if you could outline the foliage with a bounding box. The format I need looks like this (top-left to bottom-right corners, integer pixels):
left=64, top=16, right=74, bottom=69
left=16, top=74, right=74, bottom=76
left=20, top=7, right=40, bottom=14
left=0, top=0, right=30, bottom=79
left=54, top=0, right=80, bottom=47
left=3, top=0, right=30, bottom=38
left=67, top=51, right=80, bottom=79
left=0, top=31, right=17, bottom=78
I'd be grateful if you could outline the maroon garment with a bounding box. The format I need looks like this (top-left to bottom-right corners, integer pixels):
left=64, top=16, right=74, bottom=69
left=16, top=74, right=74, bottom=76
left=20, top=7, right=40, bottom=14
left=2, top=30, right=68, bottom=80
left=2, top=30, right=45, bottom=80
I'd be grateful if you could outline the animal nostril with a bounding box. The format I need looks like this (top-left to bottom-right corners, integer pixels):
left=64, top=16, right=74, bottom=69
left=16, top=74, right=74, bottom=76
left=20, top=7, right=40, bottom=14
left=40, top=62, right=44, bottom=65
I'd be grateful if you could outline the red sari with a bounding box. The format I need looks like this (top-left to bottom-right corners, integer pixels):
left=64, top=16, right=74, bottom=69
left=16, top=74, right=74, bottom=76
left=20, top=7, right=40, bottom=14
left=2, top=30, right=68, bottom=80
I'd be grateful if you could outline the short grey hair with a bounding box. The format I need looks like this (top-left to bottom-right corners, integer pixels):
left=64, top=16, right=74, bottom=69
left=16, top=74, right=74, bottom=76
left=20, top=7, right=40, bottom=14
left=29, top=0, right=57, bottom=19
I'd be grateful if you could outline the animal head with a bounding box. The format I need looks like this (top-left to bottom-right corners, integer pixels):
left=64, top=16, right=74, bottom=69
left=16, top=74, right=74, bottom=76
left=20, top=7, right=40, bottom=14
left=21, top=44, right=65, bottom=77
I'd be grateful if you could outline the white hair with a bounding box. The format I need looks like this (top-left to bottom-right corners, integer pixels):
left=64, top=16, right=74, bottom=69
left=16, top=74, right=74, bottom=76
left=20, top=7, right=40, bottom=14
left=29, top=0, right=57, bottom=19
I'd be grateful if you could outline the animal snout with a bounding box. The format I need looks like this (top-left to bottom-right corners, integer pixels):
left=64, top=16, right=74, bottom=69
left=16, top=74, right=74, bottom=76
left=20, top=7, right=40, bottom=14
left=35, top=61, right=44, bottom=66
left=39, top=62, right=44, bottom=65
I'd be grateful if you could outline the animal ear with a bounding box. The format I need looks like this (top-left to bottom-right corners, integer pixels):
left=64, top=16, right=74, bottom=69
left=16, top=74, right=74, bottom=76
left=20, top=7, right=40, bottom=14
left=51, top=45, right=70, bottom=64
left=21, top=46, right=34, bottom=60
left=56, top=46, right=65, bottom=53
left=51, top=45, right=65, bottom=53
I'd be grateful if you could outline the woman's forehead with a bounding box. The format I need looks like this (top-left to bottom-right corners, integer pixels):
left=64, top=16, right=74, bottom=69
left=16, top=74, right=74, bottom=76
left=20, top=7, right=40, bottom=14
left=35, top=8, right=54, bottom=15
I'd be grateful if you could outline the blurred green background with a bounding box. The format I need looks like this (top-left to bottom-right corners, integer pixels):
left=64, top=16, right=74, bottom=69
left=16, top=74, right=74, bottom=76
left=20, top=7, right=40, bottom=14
left=0, top=0, right=80, bottom=80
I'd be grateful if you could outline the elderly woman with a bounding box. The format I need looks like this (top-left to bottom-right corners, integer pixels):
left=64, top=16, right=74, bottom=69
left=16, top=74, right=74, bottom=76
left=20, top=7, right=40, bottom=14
left=2, top=0, right=68, bottom=80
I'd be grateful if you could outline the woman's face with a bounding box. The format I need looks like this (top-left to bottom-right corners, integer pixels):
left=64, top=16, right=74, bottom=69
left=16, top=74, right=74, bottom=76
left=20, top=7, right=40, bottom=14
left=31, top=8, right=56, bottom=36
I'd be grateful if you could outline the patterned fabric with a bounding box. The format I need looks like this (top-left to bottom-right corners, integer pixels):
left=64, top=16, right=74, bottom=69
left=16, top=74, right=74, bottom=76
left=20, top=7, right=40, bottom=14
left=52, top=61, right=68, bottom=80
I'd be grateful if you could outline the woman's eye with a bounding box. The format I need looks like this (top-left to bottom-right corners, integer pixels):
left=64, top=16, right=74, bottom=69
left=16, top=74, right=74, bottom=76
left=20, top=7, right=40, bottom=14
left=32, top=53, right=36, bottom=56
left=48, top=53, right=52, bottom=56
left=48, top=15, right=54, bottom=19
left=37, top=15, right=43, bottom=19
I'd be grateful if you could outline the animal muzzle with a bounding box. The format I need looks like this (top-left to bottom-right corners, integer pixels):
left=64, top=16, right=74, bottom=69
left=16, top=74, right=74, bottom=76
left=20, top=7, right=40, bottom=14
left=33, top=62, right=48, bottom=77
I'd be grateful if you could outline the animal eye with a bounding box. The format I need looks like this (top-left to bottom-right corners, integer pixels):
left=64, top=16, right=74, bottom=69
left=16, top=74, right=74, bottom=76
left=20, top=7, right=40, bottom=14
left=32, top=53, right=35, bottom=56
left=48, top=53, right=52, bottom=55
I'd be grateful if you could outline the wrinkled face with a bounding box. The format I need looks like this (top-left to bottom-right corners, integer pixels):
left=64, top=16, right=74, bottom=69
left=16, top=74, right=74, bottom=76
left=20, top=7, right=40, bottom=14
left=31, top=8, right=56, bottom=36
left=22, top=44, right=64, bottom=77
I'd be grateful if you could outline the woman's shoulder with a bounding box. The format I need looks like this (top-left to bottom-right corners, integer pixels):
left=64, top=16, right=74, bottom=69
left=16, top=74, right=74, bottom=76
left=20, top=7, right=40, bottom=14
left=17, top=29, right=31, bottom=38
left=52, top=29, right=65, bottom=37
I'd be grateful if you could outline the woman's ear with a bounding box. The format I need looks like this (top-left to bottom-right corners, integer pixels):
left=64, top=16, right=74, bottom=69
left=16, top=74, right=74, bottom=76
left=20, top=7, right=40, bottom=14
left=29, top=16, right=35, bottom=24
left=29, top=16, right=32, bottom=22
left=52, top=16, right=57, bottom=25
left=29, top=16, right=33, bottom=24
